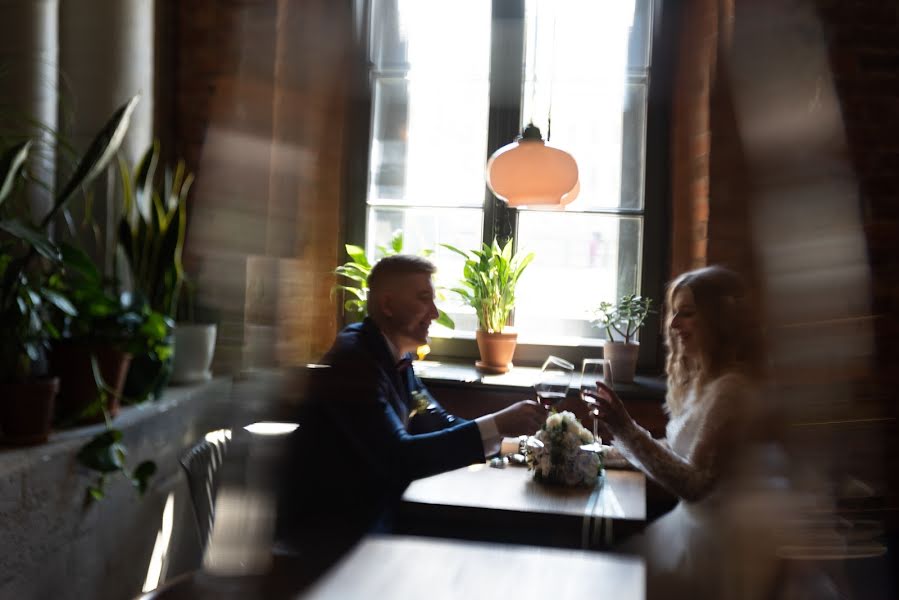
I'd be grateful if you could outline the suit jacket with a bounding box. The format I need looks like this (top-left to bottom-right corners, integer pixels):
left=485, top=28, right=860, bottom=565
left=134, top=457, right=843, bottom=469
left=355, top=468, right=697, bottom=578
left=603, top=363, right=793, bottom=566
left=277, top=318, right=484, bottom=556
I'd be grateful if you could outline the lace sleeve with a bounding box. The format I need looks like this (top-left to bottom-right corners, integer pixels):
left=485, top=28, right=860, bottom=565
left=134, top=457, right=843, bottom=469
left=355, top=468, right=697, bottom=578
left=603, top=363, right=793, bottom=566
left=613, top=377, right=744, bottom=502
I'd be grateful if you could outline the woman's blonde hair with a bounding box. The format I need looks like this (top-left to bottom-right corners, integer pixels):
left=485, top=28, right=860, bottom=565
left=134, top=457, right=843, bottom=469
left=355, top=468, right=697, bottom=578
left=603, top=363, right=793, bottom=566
left=664, top=266, right=764, bottom=414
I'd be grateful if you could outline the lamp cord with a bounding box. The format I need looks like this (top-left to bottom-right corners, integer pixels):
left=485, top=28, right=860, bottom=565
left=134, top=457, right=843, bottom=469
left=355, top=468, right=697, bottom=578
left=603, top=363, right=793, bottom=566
left=546, top=1, right=558, bottom=142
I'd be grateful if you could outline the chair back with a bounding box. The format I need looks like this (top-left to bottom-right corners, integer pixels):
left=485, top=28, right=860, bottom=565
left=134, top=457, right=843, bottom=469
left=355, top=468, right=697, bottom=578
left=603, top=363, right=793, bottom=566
left=180, top=429, right=232, bottom=552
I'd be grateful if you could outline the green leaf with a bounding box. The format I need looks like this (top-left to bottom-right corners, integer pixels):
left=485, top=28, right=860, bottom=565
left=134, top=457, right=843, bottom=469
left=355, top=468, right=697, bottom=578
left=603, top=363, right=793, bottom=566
left=334, top=268, right=367, bottom=284
left=132, top=460, right=157, bottom=495
left=389, top=231, right=404, bottom=253
left=88, top=486, right=105, bottom=501
left=0, top=140, right=31, bottom=206
left=134, top=141, right=159, bottom=223
left=345, top=244, right=369, bottom=267
left=440, top=243, right=469, bottom=259
left=435, top=309, right=455, bottom=329
left=333, top=284, right=366, bottom=301
left=76, top=429, right=125, bottom=473
left=117, top=218, right=134, bottom=263
left=42, top=289, right=77, bottom=316
left=60, top=243, right=101, bottom=283
left=0, top=218, right=61, bottom=261
left=47, top=95, right=140, bottom=227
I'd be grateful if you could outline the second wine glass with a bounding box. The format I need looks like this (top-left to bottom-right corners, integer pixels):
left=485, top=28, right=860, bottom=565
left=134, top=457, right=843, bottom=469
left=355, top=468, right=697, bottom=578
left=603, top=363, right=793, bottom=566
left=534, top=355, right=575, bottom=410
left=579, top=358, right=610, bottom=453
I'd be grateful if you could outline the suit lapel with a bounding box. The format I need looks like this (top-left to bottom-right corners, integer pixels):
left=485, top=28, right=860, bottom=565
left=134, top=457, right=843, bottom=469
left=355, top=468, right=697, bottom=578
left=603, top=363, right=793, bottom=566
left=361, top=319, right=412, bottom=426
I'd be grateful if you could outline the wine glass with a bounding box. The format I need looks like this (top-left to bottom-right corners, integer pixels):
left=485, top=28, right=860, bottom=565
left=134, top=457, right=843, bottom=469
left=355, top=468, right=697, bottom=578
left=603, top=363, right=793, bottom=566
left=579, top=359, right=609, bottom=452
left=534, top=355, right=574, bottom=410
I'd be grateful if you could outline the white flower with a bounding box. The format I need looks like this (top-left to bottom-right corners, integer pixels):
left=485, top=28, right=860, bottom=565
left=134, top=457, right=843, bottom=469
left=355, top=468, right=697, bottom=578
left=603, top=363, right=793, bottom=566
left=560, top=431, right=579, bottom=453
left=545, top=413, right=563, bottom=429
left=578, top=427, right=595, bottom=444
left=528, top=411, right=603, bottom=486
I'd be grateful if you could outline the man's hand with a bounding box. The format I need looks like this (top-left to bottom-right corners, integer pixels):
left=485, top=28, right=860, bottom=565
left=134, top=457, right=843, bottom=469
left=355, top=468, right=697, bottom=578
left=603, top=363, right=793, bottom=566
left=491, top=400, right=547, bottom=436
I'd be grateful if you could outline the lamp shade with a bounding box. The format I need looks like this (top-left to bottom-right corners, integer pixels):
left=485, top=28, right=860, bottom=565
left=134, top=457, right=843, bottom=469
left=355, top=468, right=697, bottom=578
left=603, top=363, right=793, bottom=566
left=485, top=124, right=579, bottom=207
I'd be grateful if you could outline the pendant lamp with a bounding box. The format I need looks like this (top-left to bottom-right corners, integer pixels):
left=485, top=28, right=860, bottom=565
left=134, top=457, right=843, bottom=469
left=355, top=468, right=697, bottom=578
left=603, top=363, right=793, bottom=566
left=485, top=123, right=579, bottom=208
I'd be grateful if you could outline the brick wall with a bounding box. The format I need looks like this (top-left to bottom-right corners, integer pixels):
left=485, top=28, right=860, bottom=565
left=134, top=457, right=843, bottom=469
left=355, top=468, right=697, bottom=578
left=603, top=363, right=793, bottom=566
left=669, top=0, right=718, bottom=276
left=677, top=0, right=898, bottom=561
left=814, top=0, right=899, bottom=537
left=167, top=0, right=353, bottom=370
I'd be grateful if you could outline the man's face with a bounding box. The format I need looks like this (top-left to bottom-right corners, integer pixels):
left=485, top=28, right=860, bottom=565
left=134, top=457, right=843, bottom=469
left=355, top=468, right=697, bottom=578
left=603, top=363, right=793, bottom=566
left=381, top=272, right=440, bottom=352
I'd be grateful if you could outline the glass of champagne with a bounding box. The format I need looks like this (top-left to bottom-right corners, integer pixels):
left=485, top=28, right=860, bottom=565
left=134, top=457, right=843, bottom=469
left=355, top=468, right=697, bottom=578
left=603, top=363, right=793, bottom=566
left=534, top=356, right=574, bottom=410
left=579, top=359, right=608, bottom=452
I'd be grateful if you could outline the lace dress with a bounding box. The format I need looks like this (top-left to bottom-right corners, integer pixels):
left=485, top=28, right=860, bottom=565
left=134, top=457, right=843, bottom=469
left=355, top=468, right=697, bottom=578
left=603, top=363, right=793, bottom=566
left=612, top=373, right=792, bottom=600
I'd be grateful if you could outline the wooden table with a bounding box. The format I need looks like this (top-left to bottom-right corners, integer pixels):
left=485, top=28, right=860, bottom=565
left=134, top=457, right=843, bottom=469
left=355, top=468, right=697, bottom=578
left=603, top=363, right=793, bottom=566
left=398, top=464, right=646, bottom=549
left=300, top=535, right=645, bottom=600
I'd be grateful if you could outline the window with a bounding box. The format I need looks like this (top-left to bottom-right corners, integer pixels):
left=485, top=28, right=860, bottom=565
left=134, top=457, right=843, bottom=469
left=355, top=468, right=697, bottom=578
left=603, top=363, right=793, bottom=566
left=355, top=0, right=667, bottom=368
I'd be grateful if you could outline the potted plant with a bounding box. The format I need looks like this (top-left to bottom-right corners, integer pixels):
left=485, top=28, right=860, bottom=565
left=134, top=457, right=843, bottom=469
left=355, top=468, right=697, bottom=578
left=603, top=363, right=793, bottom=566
left=168, top=279, right=218, bottom=385
left=0, top=143, right=69, bottom=444
left=333, top=229, right=455, bottom=328
left=76, top=356, right=156, bottom=501
left=116, top=141, right=191, bottom=397
left=592, top=293, right=654, bottom=383
left=443, top=237, right=534, bottom=374
left=0, top=95, right=140, bottom=441
left=48, top=260, right=172, bottom=423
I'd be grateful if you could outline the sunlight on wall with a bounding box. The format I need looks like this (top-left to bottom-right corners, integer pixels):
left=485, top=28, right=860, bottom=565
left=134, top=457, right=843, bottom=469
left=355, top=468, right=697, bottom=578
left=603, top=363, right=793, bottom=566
left=141, top=492, right=175, bottom=593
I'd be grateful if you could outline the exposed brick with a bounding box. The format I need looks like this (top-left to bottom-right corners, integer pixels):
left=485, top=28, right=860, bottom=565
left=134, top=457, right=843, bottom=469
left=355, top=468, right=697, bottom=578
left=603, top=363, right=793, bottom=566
left=690, top=176, right=710, bottom=203
left=693, top=196, right=710, bottom=222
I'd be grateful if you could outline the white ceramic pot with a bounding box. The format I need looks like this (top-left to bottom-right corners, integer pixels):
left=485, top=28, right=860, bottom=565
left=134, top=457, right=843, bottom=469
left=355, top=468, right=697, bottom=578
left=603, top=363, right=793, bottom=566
left=603, top=341, right=639, bottom=384
left=171, top=323, right=217, bottom=384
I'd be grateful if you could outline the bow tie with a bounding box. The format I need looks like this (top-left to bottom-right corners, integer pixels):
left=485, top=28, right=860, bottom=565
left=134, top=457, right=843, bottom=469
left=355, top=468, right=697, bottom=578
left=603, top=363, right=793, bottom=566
left=395, top=357, right=414, bottom=372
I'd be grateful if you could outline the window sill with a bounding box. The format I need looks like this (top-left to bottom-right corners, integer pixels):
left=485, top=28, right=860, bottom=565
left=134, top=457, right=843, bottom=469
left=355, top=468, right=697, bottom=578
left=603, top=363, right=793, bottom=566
left=415, top=359, right=666, bottom=403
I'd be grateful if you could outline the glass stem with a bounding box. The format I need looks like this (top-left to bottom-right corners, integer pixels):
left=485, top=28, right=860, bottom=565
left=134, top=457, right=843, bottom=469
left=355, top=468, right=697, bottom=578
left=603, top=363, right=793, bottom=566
left=592, top=411, right=599, bottom=444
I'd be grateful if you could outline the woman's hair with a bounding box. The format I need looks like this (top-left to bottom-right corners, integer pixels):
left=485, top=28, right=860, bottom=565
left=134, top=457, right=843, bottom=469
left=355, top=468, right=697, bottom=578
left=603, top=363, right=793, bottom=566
left=665, top=266, right=764, bottom=413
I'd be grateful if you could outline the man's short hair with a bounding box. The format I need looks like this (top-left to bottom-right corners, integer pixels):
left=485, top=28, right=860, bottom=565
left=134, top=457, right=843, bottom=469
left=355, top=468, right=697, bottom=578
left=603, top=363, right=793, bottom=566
left=367, top=254, right=436, bottom=295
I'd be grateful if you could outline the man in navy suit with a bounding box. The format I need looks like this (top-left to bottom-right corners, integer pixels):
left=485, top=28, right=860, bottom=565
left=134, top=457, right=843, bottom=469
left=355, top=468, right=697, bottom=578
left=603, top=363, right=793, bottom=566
left=276, top=255, right=545, bottom=577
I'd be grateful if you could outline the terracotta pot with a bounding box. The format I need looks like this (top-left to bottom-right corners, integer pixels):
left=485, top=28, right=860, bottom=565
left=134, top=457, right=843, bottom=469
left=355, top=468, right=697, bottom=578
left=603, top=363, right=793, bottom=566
left=0, top=378, right=59, bottom=445
left=50, top=342, right=132, bottom=423
left=603, top=341, right=639, bottom=383
left=475, top=330, right=518, bottom=374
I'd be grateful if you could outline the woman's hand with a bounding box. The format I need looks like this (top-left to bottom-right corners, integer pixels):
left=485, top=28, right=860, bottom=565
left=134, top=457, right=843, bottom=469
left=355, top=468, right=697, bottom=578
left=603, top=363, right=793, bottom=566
left=583, top=382, right=633, bottom=435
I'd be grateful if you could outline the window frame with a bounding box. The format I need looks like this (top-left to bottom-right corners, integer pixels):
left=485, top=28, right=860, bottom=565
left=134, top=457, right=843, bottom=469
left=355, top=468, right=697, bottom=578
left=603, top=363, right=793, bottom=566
left=344, top=0, right=675, bottom=373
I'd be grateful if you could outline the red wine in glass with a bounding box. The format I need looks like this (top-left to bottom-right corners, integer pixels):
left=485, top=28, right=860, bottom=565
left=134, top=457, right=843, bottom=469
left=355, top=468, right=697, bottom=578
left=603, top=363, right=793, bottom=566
left=535, top=387, right=567, bottom=410
left=535, top=356, right=574, bottom=410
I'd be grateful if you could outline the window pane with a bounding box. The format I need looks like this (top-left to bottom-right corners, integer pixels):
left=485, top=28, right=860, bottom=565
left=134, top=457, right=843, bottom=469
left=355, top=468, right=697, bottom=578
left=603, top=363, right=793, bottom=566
left=369, top=78, right=490, bottom=207
left=514, top=212, right=643, bottom=342
left=522, top=0, right=642, bottom=211
left=370, top=0, right=491, bottom=76
left=620, top=82, right=648, bottom=210
left=368, top=0, right=491, bottom=207
left=627, top=0, right=653, bottom=69
left=367, top=206, right=484, bottom=334
left=370, top=78, right=408, bottom=201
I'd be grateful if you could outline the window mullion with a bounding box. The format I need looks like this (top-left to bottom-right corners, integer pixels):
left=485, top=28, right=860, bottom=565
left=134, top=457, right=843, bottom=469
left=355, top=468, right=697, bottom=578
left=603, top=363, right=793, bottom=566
left=484, top=0, right=525, bottom=248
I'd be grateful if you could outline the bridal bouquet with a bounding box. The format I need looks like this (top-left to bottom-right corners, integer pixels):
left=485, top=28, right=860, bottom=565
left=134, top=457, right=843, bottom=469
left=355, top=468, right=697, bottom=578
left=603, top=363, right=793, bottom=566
left=526, top=411, right=602, bottom=487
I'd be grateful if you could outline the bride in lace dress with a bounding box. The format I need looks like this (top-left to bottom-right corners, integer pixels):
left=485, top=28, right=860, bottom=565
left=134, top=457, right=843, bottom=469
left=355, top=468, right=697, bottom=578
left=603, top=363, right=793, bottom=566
left=589, top=266, right=794, bottom=599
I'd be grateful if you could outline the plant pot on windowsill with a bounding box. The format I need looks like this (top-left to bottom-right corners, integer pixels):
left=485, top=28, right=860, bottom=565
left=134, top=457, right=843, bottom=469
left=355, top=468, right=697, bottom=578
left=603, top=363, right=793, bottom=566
left=0, top=377, right=59, bottom=445
left=603, top=341, right=639, bottom=384
left=50, top=341, right=132, bottom=424
left=475, top=329, right=518, bottom=374
left=170, top=323, right=217, bottom=384
left=593, top=294, right=655, bottom=385
left=443, top=238, right=535, bottom=377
